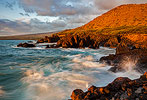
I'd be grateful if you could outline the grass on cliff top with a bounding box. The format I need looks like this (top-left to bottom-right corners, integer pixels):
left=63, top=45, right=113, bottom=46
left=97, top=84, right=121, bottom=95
left=55, top=26, right=147, bottom=37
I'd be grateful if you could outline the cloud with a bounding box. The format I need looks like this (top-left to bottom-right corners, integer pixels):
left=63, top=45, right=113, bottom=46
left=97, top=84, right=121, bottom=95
left=94, top=0, right=147, bottom=10
left=0, top=18, right=67, bottom=35
left=19, top=13, right=30, bottom=16
left=0, top=0, right=16, bottom=10
left=0, top=19, right=32, bottom=35
left=19, top=0, right=97, bottom=16
left=19, top=0, right=147, bottom=16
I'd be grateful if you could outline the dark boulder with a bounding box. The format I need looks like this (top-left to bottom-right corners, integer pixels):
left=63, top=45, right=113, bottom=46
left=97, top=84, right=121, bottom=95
left=71, top=89, right=85, bottom=100
left=37, top=39, right=44, bottom=43
left=17, top=43, right=36, bottom=48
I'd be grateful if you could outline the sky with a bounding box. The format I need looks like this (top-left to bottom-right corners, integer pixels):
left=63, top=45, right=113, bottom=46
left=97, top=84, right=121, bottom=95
left=0, top=0, right=147, bottom=36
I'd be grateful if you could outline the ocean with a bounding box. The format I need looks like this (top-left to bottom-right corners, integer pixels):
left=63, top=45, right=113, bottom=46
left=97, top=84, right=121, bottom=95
left=0, top=40, right=141, bottom=100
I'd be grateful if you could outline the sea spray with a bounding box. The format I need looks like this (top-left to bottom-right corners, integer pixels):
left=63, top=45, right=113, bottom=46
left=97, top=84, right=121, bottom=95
left=120, top=56, right=138, bottom=72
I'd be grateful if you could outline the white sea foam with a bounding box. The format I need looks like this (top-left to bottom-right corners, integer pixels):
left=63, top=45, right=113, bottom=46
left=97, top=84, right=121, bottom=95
left=114, top=71, right=141, bottom=80
left=32, top=47, right=46, bottom=49
left=11, top=46, right=20, bottom=48
left=83, top=55, right=94, bottom=61
left=36, top=42, right=57, bottom=46
left=72, top=55, right=105, bottom=68
left=0, top=86, right=5, bottom=97
left=11, top=45, right=46, bottom=49
left=26, top=83, right=66, bottom=100
left=82, top=61, right=105, bottom=68
left=22, top=70, right=97, bottom=100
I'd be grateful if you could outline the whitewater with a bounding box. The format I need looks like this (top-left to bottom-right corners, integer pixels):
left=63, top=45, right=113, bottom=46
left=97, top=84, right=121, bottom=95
left=0, top=40, right=141, bottom=100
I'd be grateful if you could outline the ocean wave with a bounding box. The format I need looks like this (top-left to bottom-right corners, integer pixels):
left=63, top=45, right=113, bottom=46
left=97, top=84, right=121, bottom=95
left=21, top=70, right=97, bottom=100
left=72, top=55, right=105, bottom=68
left=11, top=45, right=46, bottom=50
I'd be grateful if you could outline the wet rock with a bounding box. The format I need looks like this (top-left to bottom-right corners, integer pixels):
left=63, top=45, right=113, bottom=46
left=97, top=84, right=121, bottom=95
left=99, top=54, right=116, bottom=65
left=71, top=89, right=84, bottom=100
left=70, top=72, right=147, bottom=100
left=37, top=39, right=44, bottom=43
left=101, top=51, right=147, bottom=73
left=100, top=38, right=147, bottom=73
left=17, top=43, right=36, bottom=48
left=135, top=87, right=143, bottom=94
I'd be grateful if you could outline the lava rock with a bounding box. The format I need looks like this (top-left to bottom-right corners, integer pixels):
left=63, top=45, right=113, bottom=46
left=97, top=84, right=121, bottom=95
left=17, top=43, right=36, bottom=48
left=37, top=35, right=60, bottom=43
left=70, top=72, right=147, bottom=100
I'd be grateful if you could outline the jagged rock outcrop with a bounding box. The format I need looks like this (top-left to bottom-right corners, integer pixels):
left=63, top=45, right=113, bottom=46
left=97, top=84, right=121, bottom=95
left=104, top=37, right=119, bottom=48
left=99, top=34, right=147, bottom=73
left=17, top=43, right=36, bottom=48
left=37, top=35, right=60, bottom=43
left=70, top=72, right=147, bottom=100
left=56, top=34, right=100, bottom=49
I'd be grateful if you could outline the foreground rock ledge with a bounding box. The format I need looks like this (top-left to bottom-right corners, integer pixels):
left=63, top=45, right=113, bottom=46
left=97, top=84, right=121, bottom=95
left=70, top=72, right=147, bottom=100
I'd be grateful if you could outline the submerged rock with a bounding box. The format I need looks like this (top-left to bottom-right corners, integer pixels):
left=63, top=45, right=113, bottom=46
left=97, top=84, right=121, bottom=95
left=46, top=44, right=58, bottom=48
left=17, top=43, right=36, bottom=48
left=70, top=72, right=147, bottom=100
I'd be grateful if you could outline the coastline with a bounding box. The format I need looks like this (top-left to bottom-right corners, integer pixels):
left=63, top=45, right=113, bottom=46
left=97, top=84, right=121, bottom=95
left=5, top=3, right=147, bottom=100
left=16, top=33, right=147, bottom=99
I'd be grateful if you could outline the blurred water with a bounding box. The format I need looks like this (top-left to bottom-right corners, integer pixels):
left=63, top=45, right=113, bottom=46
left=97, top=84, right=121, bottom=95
left=0, top=40, right=141, bottom=100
